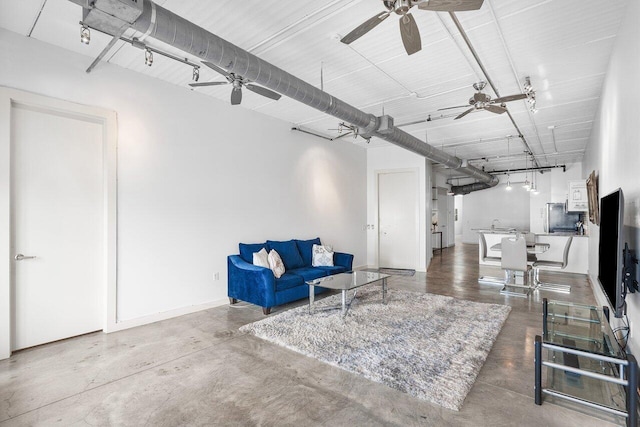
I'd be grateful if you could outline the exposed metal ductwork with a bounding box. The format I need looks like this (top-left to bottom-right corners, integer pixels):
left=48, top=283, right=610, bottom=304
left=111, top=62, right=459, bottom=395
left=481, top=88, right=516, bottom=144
left=449, top=182, right=493, bottom=196
left=73, top=0, right=498, bottom=190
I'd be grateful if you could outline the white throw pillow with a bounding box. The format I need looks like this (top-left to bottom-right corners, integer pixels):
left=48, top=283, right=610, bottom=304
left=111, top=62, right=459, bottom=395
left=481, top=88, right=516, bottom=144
left=268, top=249, right=286, bottom=278
left=252, top=248, right=270, bottom=268
left=312, top=244, right=334, bottom=267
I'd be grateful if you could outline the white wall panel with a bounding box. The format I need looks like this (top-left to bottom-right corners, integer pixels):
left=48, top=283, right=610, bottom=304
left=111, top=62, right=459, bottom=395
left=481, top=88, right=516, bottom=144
left=582, top=0, right=640, bottom=354
left=0, top=29, right=367, bottom=323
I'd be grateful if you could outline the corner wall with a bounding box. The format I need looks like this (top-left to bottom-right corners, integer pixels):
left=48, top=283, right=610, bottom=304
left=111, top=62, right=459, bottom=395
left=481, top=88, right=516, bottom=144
left=0, top=29, right=367, bottom=327
left=582, top=0, right=640, bottom=354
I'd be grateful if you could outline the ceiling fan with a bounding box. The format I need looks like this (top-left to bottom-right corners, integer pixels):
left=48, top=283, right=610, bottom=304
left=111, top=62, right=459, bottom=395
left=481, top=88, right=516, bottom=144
left=340, top=0, right=484, bottom=55
left=189, top=61, right=282, bottom=105
left=438, top=81, right=527, bottom=120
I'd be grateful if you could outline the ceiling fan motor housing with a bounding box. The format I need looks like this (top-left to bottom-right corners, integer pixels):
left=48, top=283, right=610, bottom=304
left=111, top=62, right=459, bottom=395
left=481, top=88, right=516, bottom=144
left=394, top=1, right=413, bottom=14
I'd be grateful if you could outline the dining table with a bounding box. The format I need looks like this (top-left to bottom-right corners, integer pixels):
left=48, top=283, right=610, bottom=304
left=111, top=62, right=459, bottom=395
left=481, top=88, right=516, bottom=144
left=490, top=242, right=550, bottom=254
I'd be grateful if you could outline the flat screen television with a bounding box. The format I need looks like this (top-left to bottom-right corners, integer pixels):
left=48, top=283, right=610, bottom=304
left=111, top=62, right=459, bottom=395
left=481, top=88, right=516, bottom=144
left=598, top=188, right=625, bottom=317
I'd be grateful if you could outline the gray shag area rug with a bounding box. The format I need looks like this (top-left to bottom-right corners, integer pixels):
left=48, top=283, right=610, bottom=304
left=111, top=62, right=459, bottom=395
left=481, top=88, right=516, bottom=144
left=240, top=287, right=511, bottom=411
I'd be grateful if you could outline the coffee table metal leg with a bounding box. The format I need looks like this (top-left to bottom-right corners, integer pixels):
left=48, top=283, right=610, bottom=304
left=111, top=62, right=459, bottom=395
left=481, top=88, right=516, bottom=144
left=382, top=278, right=387, bottom=304
left=341, top=290, right=347, bottom=315
left=309, top=284, right=315, bottom=314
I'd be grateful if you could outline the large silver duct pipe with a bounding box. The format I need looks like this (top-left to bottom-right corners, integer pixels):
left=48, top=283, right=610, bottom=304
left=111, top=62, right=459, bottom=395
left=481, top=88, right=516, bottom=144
left=450, top=182, right=493, bottom=195
left=76, top=0, right=498, bottom=188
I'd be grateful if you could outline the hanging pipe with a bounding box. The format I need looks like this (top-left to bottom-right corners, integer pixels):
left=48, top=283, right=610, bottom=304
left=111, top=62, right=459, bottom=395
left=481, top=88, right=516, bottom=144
left=73, top=0, right=498, bottom=189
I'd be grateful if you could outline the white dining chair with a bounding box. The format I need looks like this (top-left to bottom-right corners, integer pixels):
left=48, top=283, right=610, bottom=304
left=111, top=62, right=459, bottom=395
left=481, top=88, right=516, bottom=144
left=500, top=236, right=532, bottom=297
left=532, top=236, right=573, bottom=293
left=478, top=232, right=504, bottom=285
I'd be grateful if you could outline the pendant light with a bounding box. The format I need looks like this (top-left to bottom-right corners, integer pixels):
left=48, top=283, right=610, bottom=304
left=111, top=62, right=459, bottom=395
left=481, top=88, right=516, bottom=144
left=531, top=158, right=539, bottom=195
left=522, top=151, right=530, bottom=191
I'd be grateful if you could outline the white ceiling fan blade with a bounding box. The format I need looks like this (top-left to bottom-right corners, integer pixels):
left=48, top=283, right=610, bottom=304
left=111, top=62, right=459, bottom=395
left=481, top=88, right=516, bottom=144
left=492, top=93, right=527, bottom=103
left=438, top=104, right=471, bottom=111
left=188, top=82, right=229, bottom=87
left=245, top=84, right=282, bottom=101
left=231, top=87, right=242, bottom=105
left=454, top=107, right=475, bottom=120
left=485, top=105, right=508, bottom=115
left=418, top=0, right=484, bottom=12
left=341, top=11, right=391, bottom=45
left=399, top=13, right=422, bottom=55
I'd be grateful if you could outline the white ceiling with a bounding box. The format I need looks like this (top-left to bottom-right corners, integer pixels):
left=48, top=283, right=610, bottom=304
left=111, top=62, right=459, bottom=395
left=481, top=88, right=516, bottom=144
left=0, top=0, right=629, bottom=178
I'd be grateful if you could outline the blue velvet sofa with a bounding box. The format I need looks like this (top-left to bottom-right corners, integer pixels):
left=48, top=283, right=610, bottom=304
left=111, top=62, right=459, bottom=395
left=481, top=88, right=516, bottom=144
left=227, top=238, right=353, bottom=314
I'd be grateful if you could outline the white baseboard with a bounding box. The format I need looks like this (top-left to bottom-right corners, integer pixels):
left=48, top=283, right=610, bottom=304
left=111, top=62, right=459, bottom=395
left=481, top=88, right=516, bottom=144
left=105, top=298, right=229, bottom=333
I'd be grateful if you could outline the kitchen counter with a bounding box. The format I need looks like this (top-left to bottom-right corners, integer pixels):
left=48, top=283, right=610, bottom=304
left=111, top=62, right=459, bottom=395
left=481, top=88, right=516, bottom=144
left=535, top=232, right=589, bottom=237
left=472, top=228, right=519, bottom=234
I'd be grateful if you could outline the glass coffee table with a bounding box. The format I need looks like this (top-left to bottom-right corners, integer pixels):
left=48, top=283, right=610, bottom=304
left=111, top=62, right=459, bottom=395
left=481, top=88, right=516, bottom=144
left=306, top=271, right=390, bottom=316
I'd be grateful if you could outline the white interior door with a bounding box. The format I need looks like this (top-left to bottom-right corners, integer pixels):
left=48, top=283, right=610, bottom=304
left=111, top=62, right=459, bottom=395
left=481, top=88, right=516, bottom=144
left=446, top=194, right=455, bottom=246
left=378, top=171, right=418, bottom=269
left=11, top=104, right=104, bottom=350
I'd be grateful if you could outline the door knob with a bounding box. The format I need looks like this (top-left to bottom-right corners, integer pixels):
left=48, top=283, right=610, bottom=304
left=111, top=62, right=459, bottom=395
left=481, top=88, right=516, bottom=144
left=15, top=254, right=36, bottom=261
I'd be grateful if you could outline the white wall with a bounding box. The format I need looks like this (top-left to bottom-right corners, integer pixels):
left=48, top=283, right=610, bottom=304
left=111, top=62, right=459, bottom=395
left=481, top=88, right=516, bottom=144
left=0, top=30, right=367, bottom=330
left=460, top=172, right=530, bottom=243
left=582, top=0, right=640, bottom=354
left=367, top=146, right=431, bottom=272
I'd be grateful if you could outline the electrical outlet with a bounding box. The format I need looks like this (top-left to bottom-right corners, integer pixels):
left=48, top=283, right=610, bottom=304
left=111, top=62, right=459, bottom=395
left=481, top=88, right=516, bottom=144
left=214, top=272, right=220, bottom=281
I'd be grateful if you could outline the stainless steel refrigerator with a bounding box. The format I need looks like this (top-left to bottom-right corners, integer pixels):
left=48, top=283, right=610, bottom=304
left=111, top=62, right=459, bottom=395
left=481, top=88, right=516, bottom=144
left=545, top=203, right=581, bottom=233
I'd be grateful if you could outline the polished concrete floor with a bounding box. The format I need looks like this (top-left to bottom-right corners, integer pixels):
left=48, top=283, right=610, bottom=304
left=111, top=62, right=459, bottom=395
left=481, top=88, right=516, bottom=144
left=0, top=243, right=626, bottom=426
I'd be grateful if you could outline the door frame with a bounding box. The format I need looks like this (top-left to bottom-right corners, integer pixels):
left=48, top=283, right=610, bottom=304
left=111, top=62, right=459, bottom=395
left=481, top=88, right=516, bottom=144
left=0, top=87, right=117, bottom=359
left=375, top=168, right=420, bottom=269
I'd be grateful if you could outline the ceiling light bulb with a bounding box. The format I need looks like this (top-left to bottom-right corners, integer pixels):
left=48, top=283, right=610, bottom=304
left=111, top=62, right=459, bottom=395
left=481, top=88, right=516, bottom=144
left=80, top=25, right=90, bottom=45
left=145, top=49, right=153, bottom=66
left=506, top=182, right=512, bottom=191
left=523, top=180, right=530, bottom=190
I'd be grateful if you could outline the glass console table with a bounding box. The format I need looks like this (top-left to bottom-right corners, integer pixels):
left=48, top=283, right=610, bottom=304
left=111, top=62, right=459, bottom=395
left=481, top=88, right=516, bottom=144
left=535, top=298, right=638, bottom=426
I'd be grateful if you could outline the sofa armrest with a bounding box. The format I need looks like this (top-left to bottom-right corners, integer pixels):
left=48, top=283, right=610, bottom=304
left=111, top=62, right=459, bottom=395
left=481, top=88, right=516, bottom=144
left=227, top=255, right=276, bottom=308
left=334, top=252, right=353, bottom=270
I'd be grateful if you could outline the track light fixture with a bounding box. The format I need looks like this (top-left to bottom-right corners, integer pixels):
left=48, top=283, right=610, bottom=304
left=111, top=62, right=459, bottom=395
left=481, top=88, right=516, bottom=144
left=145, top=48, right=153, bottom=66
left=192, top=66, right=200, bottom=82
left=523, top=76, right=537, bottom=113
left=80, top=25, right=90, bottom=45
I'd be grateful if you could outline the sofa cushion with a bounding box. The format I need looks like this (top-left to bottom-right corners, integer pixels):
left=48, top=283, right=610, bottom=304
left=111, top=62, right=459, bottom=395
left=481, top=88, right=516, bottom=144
left=288, top=267, right=329, bottom=282
left=312, top=244, right=334, bottom=267
left=315, top=265, right=347, bottom=275
left=295, top=237, right=321, bottom=267
left=267, top=250, right=286, bottom=279
left=252, top=248, right=270, bottom=268
left=239, top=242, right=268, bottom=263
left=274, top=272, right=304, bottom=292
left=267, top=240, right=304, bottom=270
